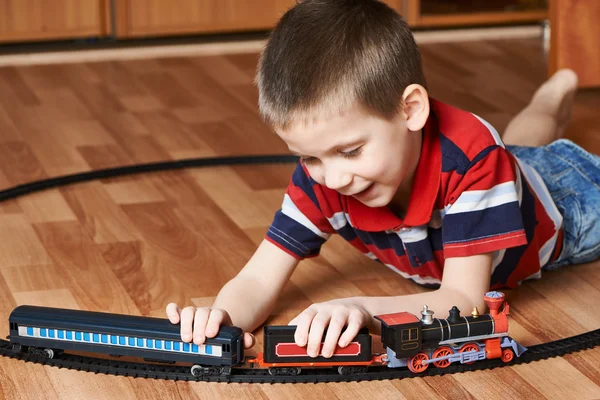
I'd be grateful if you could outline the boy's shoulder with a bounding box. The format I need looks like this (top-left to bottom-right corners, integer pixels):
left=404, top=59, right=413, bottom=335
left=428, top=98, right=505, bottom=160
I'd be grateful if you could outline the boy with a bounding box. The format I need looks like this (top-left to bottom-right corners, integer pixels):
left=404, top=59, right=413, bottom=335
left=167, top=0, right=600, bottom=359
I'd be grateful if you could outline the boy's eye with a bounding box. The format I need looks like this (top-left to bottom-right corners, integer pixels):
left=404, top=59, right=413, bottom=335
left=340, top=146, right=363, bottom=158
left=301, top=156, right=317, bottom=164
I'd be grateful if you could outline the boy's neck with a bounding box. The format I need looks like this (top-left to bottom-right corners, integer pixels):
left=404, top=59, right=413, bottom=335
left=387, top=178, right=413, bottom=218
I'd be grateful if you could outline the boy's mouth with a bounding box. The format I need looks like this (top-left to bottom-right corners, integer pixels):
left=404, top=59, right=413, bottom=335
left=353, top=183, right=375, bottom=199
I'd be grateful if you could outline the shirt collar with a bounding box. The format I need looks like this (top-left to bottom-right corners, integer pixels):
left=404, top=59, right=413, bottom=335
left=344, top=107, right=442, bottom=232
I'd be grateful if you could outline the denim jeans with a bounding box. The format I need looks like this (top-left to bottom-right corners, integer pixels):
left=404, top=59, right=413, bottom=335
left=507, top=139, right=600, bottom=269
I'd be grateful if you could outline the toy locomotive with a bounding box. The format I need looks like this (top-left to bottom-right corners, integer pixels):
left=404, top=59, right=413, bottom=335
left=7, top=291, right=526, bottom=376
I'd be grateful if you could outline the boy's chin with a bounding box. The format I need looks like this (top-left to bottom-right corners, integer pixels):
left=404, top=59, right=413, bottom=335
left=356, top=195, right=391, bottom=209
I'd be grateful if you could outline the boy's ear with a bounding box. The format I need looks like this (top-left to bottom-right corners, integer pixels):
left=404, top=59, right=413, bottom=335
left=401, top=84, right=430, bottom=132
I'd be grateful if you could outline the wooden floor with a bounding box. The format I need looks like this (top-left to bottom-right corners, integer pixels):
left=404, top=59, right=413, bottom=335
left=0, top=36, right=599, bottom=400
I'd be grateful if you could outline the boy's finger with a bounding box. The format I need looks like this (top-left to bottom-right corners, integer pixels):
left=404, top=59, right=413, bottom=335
left=243, top=333, right=255, bottom=349
left=338, top=313, right=363, bottom=347
left=179, top=306, right=196, bottom=342
left=205, top=309, right=226, bottom=338
left=307, top=313, right=330, bottom=358
left=192, top=308, right=210, bottom=345
left=165, top=303, right=181, bottom=324
left=292, top=308, right=317, bottom=347
left=322, top=315, right=346, bottom=358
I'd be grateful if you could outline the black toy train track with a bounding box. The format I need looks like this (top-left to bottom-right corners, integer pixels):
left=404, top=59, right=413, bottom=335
left=2, top=328, right=600, bottom=383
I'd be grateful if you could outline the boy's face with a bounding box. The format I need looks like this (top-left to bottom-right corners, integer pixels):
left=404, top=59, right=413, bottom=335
left=275, top=103, right=422, bottom=209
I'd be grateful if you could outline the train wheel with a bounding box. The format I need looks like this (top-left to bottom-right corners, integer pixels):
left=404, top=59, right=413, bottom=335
left=407, top=352, right=429, bottom=373
left=432, top=346, right=454, bottom=368
left=11, top=344, right=22, bottom=354
left=43, top=349, right=54, bottom=359
left=459, top=343, right=479, bottom=364
left=338, top=366, right=368, bottom=375
left=268, top=367, right=301, bottom=376
left=501, top=348, right=514, bottom=363
left=190, top=365, right=203, bottom=377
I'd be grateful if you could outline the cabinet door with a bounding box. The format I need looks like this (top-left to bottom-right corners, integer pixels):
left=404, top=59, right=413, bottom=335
left=115, top=0, right=297, bottom=38
left=0, top=0, right=110, bottom=43
left=549, top=0, right=600, bottom=87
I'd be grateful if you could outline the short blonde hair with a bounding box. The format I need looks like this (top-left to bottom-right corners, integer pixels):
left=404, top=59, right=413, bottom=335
left=256, top=0, right=427, bottom=130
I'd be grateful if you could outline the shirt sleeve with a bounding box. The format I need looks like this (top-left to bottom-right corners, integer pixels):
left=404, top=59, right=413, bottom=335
left=265, top=162, right=334, bottom=259
left=442, top=145, right=528, bottom=258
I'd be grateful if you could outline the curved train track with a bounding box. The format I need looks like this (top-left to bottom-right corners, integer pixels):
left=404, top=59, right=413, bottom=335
left=2, top=328, right=600, bottom=383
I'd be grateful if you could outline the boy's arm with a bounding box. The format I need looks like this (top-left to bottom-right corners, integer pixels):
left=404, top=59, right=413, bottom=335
left=291, top=252, right=493, bottom=357
left=211, top=239, right=300, bottom=332
left=360, top=252, right=493, bottom=333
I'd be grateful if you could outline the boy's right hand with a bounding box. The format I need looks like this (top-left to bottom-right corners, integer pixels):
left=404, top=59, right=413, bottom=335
left=165, top=304, right=255, bottom=349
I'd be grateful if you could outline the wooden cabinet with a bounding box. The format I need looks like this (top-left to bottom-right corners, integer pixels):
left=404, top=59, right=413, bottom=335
left=113, top=1, right=403, bottom=38
left=549, top=0, right=600, bottom=88
left=0, top=0, right=110, bottom=43
left=403, top=0, right=547, bottom=27
left=0, top=0, right=548, bottom=44
left=113, top=0, right=297, bottom=38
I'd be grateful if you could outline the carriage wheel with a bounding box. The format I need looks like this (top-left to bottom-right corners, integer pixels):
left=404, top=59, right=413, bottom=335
left=190, top=365, right=203, bottom=377
left=501, top=348, right=514, bottom=363
left=338, top=366, right=368, bottom=375
left=407, top=352, right=429, bottom=373
left=432, top=346, right=454, bottom=368
left=459, top=343, right=479, bottom=364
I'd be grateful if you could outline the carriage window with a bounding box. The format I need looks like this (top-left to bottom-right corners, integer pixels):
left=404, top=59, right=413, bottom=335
left=165, top=341, right=172, bottom=350
left=222, top=344, right=231, bottom=352
left=401, top=328, right=419, bottom=341
left=155, top=340, right=163, bottom=349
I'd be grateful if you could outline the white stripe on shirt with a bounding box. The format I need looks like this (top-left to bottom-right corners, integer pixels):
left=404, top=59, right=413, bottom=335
left=446, top=181, right=518, bottom=214
left=473, top=114, right=505, bottom=148
left=281, top=194, right=331, bottom=240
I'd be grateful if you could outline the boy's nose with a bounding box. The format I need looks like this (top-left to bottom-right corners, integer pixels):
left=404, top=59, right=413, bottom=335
left=324, top=168, right=352, bottom=191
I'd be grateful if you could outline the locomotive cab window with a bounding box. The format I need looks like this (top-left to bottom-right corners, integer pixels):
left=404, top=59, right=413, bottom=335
left=401, top=328, right=419, bottom=341
left=223, top=344, right=231, bottom=352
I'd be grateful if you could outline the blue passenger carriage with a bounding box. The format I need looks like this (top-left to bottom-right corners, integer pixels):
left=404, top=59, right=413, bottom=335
left=8, top=305, right=244, bottom=376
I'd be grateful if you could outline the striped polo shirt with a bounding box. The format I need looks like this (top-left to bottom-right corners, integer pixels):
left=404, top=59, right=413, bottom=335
left=265, top=98, right=564, bottom=289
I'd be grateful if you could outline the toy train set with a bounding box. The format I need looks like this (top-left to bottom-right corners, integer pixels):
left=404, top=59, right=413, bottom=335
left=6, top=291, right=527, bottom=379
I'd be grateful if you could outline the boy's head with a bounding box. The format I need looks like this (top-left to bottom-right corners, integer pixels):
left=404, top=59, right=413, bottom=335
left=257, top=0, right=430, bottom=210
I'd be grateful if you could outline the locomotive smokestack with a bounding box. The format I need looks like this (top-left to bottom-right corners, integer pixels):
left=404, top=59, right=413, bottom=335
left=484, top=291, right=506, bottom=316
left=448, top=306, right=461, bottom=323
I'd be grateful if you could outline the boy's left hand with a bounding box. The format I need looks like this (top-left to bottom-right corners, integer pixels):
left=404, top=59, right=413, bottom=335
left=288, top=298, right=370, bottom=358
